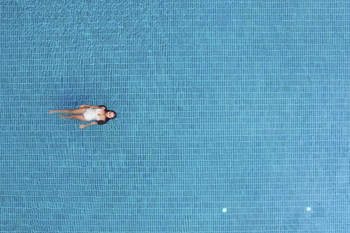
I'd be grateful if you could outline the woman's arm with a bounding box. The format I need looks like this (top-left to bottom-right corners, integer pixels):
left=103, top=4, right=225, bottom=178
left=79, top=122, right=98, bottom=129
left=79, top=105, right=100, bottom=109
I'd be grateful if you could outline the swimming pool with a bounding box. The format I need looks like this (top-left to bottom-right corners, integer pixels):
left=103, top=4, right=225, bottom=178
left=1, top=0, right=350, bottom=232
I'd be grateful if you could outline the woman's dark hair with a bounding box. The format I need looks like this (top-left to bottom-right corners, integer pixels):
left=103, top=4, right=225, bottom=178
left=96, top=108, right=117, bottom=125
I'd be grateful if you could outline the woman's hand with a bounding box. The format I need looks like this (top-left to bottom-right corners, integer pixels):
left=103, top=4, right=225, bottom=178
left=80, top=105, right=87, bottom=108
left=79, top=125, right=85, bottom=129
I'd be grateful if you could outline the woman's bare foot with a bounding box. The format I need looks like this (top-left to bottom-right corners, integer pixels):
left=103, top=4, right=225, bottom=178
left=49, top=110, right=57, bottom=114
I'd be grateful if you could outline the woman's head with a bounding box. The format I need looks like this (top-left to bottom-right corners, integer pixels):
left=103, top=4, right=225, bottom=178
left=96, top=108, right=117, bottom=125
left=105, top=110, right=117, bottom=119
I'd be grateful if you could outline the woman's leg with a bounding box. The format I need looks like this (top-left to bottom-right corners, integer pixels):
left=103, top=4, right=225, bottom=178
left=59, top=114, right=87, bottom=122
left=50, top=108, right=87, bottom=114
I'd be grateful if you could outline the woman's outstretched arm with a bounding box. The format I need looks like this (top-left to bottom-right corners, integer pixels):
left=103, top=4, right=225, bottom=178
left=79, top=105, right=100, bottom=109
left=79, top=121, right=98, bottom=129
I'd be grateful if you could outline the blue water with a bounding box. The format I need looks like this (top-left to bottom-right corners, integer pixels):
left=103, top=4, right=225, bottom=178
left=1, top=0, right=350, bottom=232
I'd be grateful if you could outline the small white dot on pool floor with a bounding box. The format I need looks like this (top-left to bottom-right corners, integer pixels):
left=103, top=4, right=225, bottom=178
left=306, top=207, right=311, bottom=211
left=222, top=208, right=227, bottom=213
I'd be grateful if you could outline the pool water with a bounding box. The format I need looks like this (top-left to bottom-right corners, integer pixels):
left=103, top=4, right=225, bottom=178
left=1, top=0, right=350, bottom=232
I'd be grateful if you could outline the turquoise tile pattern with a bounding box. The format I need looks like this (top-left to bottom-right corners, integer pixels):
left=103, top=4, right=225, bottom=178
left=1, top=0, right=350, bottom=232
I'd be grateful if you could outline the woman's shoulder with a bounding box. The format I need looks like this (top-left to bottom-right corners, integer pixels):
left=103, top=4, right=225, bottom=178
left=98, top=105, right=107, bottom=110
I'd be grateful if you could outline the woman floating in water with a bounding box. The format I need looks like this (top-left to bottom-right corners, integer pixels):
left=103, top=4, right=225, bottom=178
left=50, top=105, right=116, bottom=129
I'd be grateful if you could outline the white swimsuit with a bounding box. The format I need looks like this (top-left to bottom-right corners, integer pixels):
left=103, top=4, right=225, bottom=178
left=83, top=108, right=103, bottom=121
